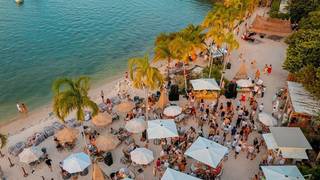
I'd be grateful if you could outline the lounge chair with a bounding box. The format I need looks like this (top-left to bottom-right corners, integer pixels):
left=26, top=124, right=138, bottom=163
left=8, top=142, right=25, bottom=156
left=43, top=126, right=55, bottom=138
left=52, top=122, right=64, bottom=130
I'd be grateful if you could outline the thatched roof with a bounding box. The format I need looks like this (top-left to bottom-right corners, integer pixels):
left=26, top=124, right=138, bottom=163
left=250, top=15, right=292, bottom=37
left=287, top=81, right=320, bottom=116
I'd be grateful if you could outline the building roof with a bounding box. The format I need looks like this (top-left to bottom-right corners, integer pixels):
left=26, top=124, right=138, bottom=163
left=287, top=81, right=320, bottom=116
left=270, top=127, right=312, bottom=149
left=250, top=15, right=292, bottom=37
left=190, top=78, right=221, bottom=91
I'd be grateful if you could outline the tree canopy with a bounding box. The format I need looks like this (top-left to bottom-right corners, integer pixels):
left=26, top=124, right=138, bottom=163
left=284, top=9, right=320, bottom=99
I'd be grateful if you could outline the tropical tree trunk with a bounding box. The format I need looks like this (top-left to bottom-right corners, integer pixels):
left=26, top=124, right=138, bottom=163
left=219, top=53, right=226, bottom=88
left=183, top=63, right=188, bottom=94
left=167, top=58, right=171, bottom=82
left=144, top=87, right=149, bottom=121
left=208, top=52, right=213, bottom=78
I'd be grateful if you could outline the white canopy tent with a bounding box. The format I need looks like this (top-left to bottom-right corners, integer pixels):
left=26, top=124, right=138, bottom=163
left=184, top=137, right=228, bottom=168
left=236, top=79, right=254, bottom=88
left=161, top=168, right=201, bottom=180
left=125, top=118, right=146, bottom=133
left=62, top=152, right=91, bottom=173
left=259, top=112, right=277, bottom=126
left=262, top=127, right=312, bottom=159
left=261, top=166, right=304, bottom=180
left=147, top=119, right=179, bottom=139
left=163, top=106, right=182, bottom=117
left=130, top=148, right=154, bottom=165
left=190, top=78, right=221, bottom=91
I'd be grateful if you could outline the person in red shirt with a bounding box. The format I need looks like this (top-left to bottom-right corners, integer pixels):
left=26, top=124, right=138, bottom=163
left=267, top=64, right=272, bottom=75
left=240, top=94, right=246, bottom=106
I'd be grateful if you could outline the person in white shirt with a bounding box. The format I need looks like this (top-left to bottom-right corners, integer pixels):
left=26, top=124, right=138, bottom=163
left=235, top=144, right=242, bottom=159
left=16, top=102, right=22, bottom=113
left=259, top=103, right=264, bottom=112
left=247, top=145, right=255, bottom=160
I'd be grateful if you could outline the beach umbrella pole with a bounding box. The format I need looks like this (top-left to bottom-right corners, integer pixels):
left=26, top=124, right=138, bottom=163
left=21, top=167, right=28, bottom=177
left=8, top=157, right=14, bottom=167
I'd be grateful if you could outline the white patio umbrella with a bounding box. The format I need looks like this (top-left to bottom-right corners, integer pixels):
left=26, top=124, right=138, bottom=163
left=130, top=148, right=154, bottom=165
left=147, top=119, right=179, bottom=139
left=259, top=112, right=277, bottom=126
left=125, top=118, right=146, bottom=133
left=19, top=146, right=43, bottom=163
left=185, top=137, right=228, bottom=168
left=162, top=168, right=201, bottom=180
left=163, top=106, right=182, bottom=117
left=62, top=152, right=91, bottom=173
left=236, top=79, right=253, bottom=88
left=261, top=166, right=305, bottom=180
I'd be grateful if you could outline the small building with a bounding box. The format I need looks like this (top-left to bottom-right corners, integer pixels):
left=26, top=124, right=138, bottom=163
left=190, top=78, right=221, bottom=100
left=283, top=81, right=320, bottom=128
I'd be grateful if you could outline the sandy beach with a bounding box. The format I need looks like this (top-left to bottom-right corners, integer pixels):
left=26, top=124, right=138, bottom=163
left=0, top=7, right=290, bottom=180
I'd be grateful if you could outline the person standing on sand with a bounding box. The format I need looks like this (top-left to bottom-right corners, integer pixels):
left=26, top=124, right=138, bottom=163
left=16, top=102, right=22, bottom=113
left=255, top=69, right=260, bottom=80
left=263, top=64, right=268, bottom=74
left=100, top=90, right=104, bottom=103
left=45, top=157, right=53, bottom=172
left=267, top=64, right=272, bottom=75
left=21, top=103, right=28, bottom=113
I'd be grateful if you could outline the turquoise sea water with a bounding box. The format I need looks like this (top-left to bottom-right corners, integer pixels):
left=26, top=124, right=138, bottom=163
left=0, top=0, right=211, bottom=122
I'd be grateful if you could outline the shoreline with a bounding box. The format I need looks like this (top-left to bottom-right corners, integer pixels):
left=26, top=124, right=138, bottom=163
left=0, top=73, right=125, bottom=135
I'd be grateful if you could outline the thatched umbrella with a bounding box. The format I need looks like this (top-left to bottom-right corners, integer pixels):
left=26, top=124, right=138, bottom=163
left=125, top=118, right=146, bottom=133
left=155, top=89, right=169, bottom=110
left=95, top=134, right=120, bottom=152
left=92, top=112, right=112, bottom=127
left=55, top=127, right=79, bottom=144
left=92, top=163, right=105, bottom=180
left=115, top=101, right=135, bottom=113
left=234, top=60, right=248, bottom=80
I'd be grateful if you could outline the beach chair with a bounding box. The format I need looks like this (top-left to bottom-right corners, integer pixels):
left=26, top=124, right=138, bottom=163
left=8, top=142, right=25, bottom=156
left=52, top=122, right=64, bottom=130
left=43, top=126, right=55, bottom=138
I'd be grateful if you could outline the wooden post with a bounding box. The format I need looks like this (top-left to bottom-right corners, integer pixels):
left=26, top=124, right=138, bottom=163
left=0, top=150, right=4, bottom=157
left=41, top=176, right=45, bottom=180
left=21, top=167, right=28, bottom=177
left=8, top=157, right=14, bottom=167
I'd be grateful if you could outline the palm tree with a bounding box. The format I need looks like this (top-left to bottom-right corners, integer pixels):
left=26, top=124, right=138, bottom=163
left=52, top=76, right=98, bottom=122
left=153, top=32, right=177, bottom=81
left=169, top=24, right=206, bottom=92
left=0, top=133, right=7, bottom=158
left=128, top=55, right=163, bottom=120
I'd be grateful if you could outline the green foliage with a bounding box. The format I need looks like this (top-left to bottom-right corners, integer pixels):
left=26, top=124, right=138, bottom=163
left=284, top=29, right=320, bottom=73
left=269, top=0, right=280, bottom=16
left=203, top=64, right=223, bottom=80
left=284, top=8, right=320, bottom=100
left=0, top=134, right=7, bottom=149
left=300, top=10, right=320, bottom=30
left=298, top=164, right=320, bottom=180
left=52, top=76, right=98, bottom=122
left=288, top=0, right=318, bottom=22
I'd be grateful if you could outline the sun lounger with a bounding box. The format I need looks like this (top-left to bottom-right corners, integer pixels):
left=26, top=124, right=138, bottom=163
left=52, top=121, right=64, bottom=130
left=98, top=103, right=108, bottom=112
left=65, top=119, right=80, bottom=128
left=8, top=142, right=25, bottom=156
left=43, top=126, right=55, bottom=138
left=110, top=97, right=121, bottom=105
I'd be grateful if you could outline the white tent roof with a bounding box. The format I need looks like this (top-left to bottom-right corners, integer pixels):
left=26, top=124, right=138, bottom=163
left=130, top=148, right=154, bottom=165
left=236, top=79, right=254, bottom=88
left=19, top=146, right=43, bottom=163
left=261, top=166, right=304, bottom=180
left=190, top=78, right=221, bottom=91
left=281, top=148, right=309, bottom=160
left=259, top=112, right=277, bottom=126
left=62, top=152, right=91, bottom=173
left=262, top=133, right=278, bottom=150
left=270, top=127, right=312, bottom=149
left=184, top=137, right=228, bottom=168
left=163, top=106, right=182, bottom=117
left=147, top=119, right=179, bottom=139
left=161, top=168, right=201, bottom=180
left=287, top=81, right=320, bottom=116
